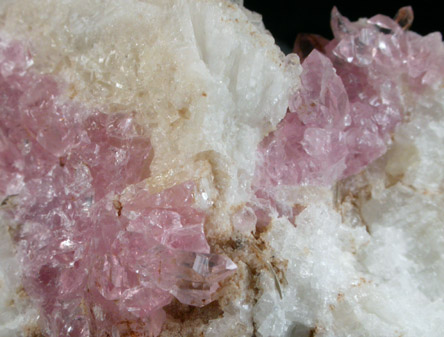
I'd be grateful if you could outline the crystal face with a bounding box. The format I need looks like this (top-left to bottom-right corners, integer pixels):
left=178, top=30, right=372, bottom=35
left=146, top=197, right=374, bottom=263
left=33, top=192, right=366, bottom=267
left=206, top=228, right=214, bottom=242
left=0, top=37, right=236, bottom=336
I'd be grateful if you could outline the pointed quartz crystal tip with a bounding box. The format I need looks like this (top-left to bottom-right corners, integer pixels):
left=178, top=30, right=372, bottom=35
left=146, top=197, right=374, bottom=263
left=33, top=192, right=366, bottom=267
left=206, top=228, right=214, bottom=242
left=169, top=251, right=237, bottom=307
left=256, top=50, right=350, bottom=188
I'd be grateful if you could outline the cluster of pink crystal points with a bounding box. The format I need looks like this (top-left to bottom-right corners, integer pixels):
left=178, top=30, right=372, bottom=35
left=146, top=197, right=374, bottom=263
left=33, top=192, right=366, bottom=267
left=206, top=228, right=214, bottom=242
left=254, top=7, right=444, bottom=222
left=0, top=37, right=236, bottom=337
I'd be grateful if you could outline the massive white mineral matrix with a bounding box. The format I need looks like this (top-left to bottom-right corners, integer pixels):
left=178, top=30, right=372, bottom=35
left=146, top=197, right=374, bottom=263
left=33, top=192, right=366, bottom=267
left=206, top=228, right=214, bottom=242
left=0, top=1, right=443, bottom=336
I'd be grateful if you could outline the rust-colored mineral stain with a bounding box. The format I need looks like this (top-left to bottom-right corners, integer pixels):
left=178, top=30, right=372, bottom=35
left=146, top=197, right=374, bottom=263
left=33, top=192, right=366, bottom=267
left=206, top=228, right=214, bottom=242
left=113, top=199, right=123, bottom=217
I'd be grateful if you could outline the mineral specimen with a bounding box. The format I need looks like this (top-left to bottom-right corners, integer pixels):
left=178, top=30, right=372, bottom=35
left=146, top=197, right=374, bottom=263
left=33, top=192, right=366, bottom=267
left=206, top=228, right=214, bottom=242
left=1, top=1, right=444, bottom=337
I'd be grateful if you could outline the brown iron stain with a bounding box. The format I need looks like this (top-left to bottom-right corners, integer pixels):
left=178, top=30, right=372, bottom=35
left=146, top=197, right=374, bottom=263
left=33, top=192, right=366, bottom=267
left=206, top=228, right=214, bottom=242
left=309, top=327, right=319, bottom=337
left=113, top=199, right=122, bottom=217
left=337, top=292, right=344, bottom=301
left=251, top=243, right=287, bottom=299
left=16, top=285, right=28, bottom=299
left=59, top=156, right=66, bottom=167
left=68, top=84, right=78, bottom=100
left=292, top=203, right=306, bottom=218
left=7, top=223, right=23, bottom=242
left=164, top=299, right=223, bottom=324
left=178, top=107, right=191, bottom=119
left=1, top=194, right=18, bottom=207
left=24, top=324, right=44, bottom=337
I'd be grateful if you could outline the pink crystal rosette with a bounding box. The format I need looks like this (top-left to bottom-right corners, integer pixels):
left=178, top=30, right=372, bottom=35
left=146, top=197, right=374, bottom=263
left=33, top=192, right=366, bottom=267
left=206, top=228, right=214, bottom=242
left=253, top=7, right=444, bottom=224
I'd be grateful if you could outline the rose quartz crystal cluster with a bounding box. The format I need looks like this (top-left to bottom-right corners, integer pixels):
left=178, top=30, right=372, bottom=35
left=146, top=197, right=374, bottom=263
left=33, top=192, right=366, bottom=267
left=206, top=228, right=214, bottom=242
left=254, top=8, right=444, bottom=221
left=2, top=4, right=444, bottom=336
left=0, top=37, right=236, bottom=336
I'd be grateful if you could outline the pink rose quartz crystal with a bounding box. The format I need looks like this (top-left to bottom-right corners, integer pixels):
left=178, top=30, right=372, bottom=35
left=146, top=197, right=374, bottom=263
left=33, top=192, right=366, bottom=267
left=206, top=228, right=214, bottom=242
left=0, top=37, right=236, bottom=337
left=2, top=5, right=444, bottom=337
left=254, top=7, right=444, bottom=224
